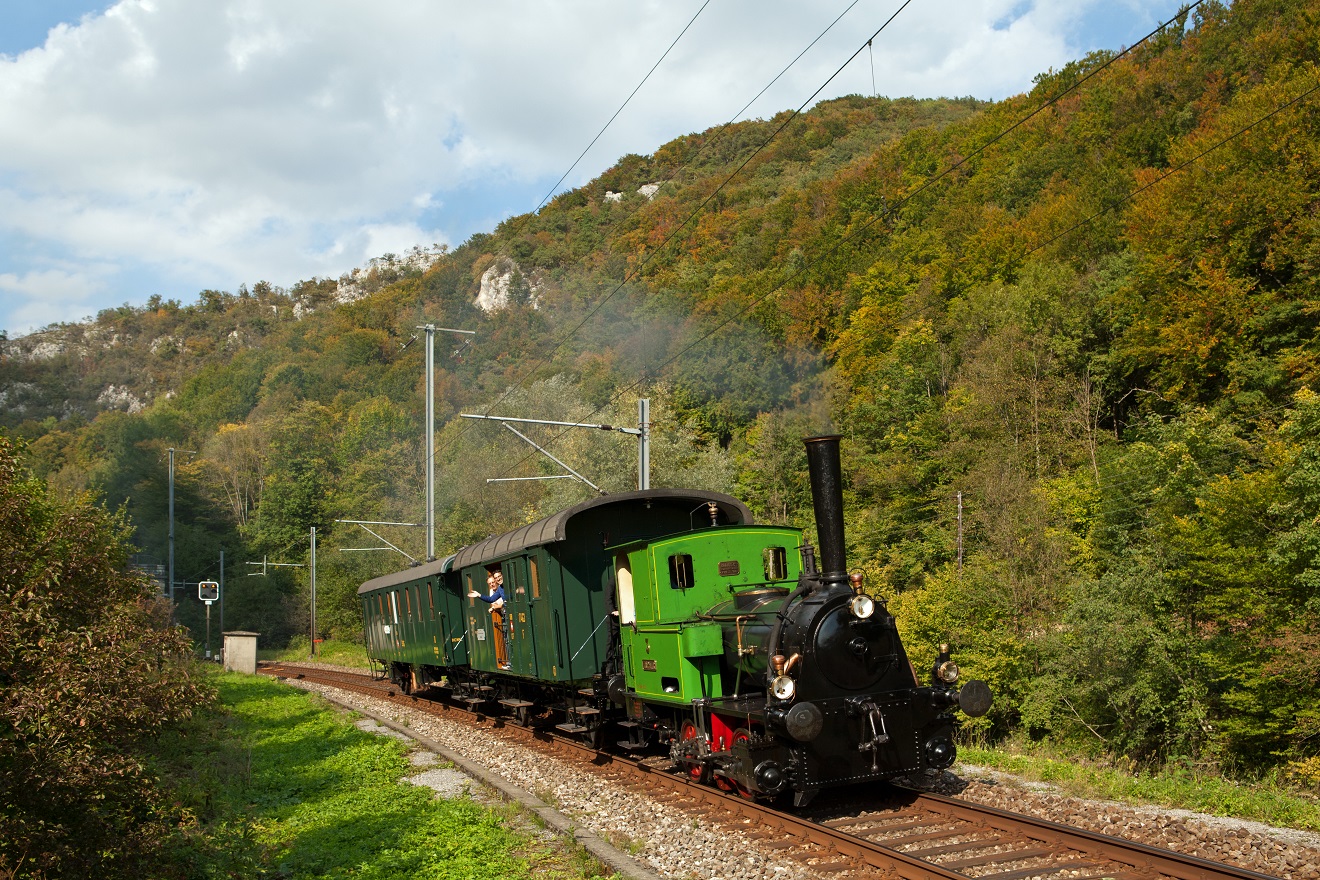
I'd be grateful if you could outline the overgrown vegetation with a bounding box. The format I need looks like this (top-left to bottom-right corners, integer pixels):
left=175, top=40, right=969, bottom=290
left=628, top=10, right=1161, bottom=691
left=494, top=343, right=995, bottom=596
left=2, top=0, right=1318, bottom=791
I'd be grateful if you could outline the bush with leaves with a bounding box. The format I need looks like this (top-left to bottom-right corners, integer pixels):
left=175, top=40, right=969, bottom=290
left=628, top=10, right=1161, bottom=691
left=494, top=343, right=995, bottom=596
left=0, top=435, right=213, bottom=879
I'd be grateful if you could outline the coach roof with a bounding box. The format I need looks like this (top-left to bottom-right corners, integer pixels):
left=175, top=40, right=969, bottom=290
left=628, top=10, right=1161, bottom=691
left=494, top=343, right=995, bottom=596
left=357, top=489, right=751, bottom=595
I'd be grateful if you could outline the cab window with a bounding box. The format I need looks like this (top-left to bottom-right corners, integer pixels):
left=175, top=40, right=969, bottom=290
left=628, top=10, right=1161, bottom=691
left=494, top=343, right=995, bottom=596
left=763, top=546, right=788, bottom=581
left=668, top=554, right=694, bottom=590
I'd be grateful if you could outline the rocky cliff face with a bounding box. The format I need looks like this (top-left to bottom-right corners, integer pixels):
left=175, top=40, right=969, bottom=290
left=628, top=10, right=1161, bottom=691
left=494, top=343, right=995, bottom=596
left=333, top=245, right=446, bottom=306
left=474, top=257, right=542, bottom=312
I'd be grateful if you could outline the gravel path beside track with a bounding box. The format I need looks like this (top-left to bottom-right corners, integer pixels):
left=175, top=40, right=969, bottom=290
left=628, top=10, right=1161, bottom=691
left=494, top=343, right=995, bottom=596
left=276, top=669, right=1318, bottom=880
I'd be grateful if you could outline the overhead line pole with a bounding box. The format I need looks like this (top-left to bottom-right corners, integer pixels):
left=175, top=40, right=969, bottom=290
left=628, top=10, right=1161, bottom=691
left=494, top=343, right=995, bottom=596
left=424, top=324, right=434, bottom=562
left=638, top=398, right=650, bottom=491
left=310, top=527, right=317, bottom=658
left=418, top=325, right=475, bottom=563
left=168, top=448, right=174, bottom=604
left=219, top=548, right=224, bottom=662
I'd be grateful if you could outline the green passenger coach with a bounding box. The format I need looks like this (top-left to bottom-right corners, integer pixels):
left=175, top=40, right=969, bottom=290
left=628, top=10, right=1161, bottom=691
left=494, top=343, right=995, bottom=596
left=359, top=489, right=752, bottom=697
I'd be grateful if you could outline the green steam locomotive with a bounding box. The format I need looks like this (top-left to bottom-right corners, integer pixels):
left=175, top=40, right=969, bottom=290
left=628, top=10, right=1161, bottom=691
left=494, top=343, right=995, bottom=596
left=360, top=435, right=989, bottom=806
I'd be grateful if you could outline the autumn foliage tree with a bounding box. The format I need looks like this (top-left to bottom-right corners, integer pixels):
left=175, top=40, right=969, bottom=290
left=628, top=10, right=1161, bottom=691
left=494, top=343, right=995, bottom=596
left=0, top=435, right=212, bottom=879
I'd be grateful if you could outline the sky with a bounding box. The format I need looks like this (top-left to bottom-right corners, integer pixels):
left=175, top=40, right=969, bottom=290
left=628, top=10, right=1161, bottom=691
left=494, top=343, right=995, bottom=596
left=0, top=0, right=1193, bottom=337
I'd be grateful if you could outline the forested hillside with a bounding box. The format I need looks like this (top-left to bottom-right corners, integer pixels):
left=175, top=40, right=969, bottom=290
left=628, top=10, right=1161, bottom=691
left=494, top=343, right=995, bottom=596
left=2, top=0, right=1317, bottom=783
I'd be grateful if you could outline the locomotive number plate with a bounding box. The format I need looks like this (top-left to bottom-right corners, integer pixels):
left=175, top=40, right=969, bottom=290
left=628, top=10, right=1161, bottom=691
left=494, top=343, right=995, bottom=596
left=642, top=659, right=657, bottom=672
left=718, top=560, right=740, bottom=576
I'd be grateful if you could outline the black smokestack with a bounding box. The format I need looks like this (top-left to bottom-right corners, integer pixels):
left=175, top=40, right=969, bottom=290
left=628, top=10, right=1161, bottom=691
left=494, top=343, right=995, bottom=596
left=803, top=435, right=848, bottom=585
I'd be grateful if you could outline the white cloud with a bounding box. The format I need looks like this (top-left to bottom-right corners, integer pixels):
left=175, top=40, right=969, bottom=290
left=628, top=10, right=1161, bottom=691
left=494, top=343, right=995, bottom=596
left=0, top=266, right=109, bottom=330
left=0, top=0, right=1186, bottom=335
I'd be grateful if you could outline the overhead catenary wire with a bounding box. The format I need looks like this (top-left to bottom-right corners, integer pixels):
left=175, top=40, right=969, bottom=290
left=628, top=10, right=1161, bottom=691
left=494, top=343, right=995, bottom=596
left=1018, top=76, right=1320, bottom=263
left=422, top=0, right=873, bottom=486
left=473, top=24, right=1320, bottom=559
left=474, top=3, right=1206, bottom=491
left=530, top=0, right=716, bottom=217
left=436, top=0, right=915, bottom=468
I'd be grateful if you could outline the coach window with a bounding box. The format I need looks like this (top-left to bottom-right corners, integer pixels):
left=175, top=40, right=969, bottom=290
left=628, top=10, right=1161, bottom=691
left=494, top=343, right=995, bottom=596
left=668, top=554, right=694, bottom=590
left=389, top=591, right=399, bottom=624
left=466, top=574, right=476, bottom=607
left=427, top=582, right=435, bottom=620
left=529, top=557, right=541, bottom=599
left=763, top=546, right=788, bottom=581
left=404, top=586, right=412, bottom=617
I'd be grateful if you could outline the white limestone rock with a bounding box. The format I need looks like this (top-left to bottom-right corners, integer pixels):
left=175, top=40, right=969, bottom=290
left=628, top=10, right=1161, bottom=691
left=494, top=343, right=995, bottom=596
left=334, top=245, right=447, bottom=305
left=474, top=257, right=542, bottom=312
left=0, top=382, right=36, bottom=414
left=97, top=384, right=145, bottom=414
left=29, top=341, right=66, bottom=360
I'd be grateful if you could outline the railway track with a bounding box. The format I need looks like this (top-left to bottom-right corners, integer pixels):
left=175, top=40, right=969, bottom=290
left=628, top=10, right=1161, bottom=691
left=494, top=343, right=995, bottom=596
left=259, top=662, right=1283, bottom=880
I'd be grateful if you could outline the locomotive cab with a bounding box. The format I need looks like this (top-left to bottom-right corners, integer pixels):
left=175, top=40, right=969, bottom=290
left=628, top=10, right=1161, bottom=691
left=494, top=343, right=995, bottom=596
left=613, top=525, right=804, bottom=707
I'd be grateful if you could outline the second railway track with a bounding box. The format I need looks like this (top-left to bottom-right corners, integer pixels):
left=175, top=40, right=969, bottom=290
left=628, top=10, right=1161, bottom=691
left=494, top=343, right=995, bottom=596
left=259, top=662, right=1285, bottom=880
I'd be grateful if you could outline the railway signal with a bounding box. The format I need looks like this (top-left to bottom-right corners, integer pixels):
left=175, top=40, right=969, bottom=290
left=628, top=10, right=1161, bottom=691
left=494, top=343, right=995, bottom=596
left=198, top=580, right=219, bottom=660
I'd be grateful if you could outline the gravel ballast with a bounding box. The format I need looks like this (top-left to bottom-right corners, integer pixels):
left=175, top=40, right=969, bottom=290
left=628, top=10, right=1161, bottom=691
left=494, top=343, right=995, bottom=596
left=277, top=673, right=1317, bottom=880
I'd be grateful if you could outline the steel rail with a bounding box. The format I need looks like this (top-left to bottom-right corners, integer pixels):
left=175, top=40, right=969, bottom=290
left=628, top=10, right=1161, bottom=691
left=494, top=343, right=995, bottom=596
left=257, top=664, right=1283, bottom=880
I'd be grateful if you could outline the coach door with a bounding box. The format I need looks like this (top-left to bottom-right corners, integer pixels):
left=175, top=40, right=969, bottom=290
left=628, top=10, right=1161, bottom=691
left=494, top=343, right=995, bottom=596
left=502, top=557, right=539, bottom=677
left=525, top=553, right=564, bottom=681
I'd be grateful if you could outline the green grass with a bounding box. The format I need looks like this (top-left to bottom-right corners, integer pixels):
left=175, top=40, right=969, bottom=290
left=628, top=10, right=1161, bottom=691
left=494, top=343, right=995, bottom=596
left=259, top=636, right=373, bottom=668
left=956, top=742, right=1320, bottom=832
left=148, top=671, right=610, bottom=879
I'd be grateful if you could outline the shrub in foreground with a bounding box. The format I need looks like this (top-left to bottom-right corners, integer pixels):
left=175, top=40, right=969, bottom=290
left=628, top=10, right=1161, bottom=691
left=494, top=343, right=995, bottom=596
left=0, top=435, right=213, bottom=879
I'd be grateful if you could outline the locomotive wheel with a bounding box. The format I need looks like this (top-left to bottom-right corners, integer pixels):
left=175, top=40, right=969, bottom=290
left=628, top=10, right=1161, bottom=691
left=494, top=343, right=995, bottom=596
left=732, top=728, right=755, bottom=800
left=680, top=721, right=708, bottom=783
